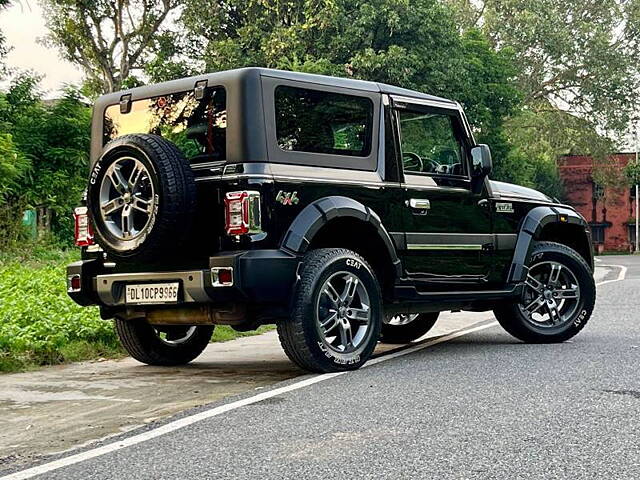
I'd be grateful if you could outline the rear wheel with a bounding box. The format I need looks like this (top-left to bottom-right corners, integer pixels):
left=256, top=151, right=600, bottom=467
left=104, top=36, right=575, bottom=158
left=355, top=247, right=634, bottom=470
left=380, top=313, right=439, bottom=344
left=494, top=241, right=595, bottom=343
left=277, top=248, right=382, bottom=373
left=115, top=319, right=214, bottom=366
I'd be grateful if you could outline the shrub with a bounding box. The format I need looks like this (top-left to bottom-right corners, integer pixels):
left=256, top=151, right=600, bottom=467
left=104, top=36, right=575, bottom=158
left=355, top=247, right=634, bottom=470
left=0, top=250, right=121, bottom=371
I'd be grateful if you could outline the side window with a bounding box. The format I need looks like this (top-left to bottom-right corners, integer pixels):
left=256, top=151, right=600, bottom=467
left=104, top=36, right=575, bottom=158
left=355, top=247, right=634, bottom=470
left=398, top=109, right=466, bottom=176
left=274, top=86, right=373, bottom=157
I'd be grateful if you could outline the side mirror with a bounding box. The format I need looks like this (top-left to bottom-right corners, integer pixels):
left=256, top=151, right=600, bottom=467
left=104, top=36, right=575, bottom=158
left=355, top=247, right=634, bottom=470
left=471, top=144, right=492, bottom=178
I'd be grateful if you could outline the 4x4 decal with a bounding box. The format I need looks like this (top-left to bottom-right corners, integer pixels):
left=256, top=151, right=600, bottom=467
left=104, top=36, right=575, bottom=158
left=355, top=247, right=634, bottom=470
left=276, top=191, right=299, bottom=206
left=495, top=202, right=514, bottom=213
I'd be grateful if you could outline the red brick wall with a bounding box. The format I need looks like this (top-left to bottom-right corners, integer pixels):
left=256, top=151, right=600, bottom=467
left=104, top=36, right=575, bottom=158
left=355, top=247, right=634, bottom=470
left=558, top=154, right=637, bottom=252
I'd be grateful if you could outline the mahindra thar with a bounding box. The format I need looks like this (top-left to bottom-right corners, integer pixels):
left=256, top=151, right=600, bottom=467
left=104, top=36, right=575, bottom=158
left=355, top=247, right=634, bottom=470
left=67, top=68, right=596, bottom=373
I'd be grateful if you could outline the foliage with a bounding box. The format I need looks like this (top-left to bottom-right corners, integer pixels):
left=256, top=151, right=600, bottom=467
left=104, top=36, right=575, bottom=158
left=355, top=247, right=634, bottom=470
left=0, top=250, right=121, bottom=372
left=624, top=160, right=640, bottom=187
left=40, top=0, right=182, bottom=95
left=180, top=0, right=521, bottom=153
left=449, top=0, right=640, bottom=134
left=446, top=0, right=640, bottom=192
left=0, top=73, right=91, bottom=245
left=0, top=132, right=28, bottom=202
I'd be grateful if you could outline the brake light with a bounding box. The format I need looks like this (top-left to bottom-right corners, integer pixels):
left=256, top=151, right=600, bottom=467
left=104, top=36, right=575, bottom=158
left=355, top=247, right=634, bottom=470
left=224, top=191, right=261, bottom=236
left=74, top=206, right=95, bottom=247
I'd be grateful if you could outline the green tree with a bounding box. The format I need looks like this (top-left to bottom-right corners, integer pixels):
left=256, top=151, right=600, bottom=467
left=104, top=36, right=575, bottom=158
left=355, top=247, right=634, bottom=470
left=0, top=74, right=91, bottom=245
left=40, top=0, right=181, bottom=95
left=444, top=0, right=640, bottom=195
left=447, top=0, right=640, bottom=131
left=180, top=0, right=521, bottom=148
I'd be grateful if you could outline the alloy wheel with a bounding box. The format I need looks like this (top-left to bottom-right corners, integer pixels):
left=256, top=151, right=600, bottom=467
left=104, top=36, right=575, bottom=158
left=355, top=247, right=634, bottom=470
left=316, top=271, right=372, bottom=354
left=153, top=326, right=198, bottom=346
left=99, top=157, right=156, bottom=240
left=385, top=314, right=420, bottom=326
left=518, top=260, right=581, bottom=328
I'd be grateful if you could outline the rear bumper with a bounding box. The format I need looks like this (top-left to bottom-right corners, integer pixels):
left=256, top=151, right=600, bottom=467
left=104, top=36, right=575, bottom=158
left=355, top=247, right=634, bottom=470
left=67, top=250, right=301, bottom=308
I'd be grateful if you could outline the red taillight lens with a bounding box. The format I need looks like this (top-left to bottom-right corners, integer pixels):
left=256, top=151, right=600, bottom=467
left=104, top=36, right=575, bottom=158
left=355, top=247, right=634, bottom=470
left=67, top=274, right=82, bottom=292
left=224, top=191, right=261, bottom=236
left=74, top=206, right=95, bottom=247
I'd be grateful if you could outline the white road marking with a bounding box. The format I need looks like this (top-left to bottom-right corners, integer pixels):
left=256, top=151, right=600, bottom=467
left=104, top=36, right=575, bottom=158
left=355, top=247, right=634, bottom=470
left=596, top=264, right=627, bottom=286
left=1, top=266, right=628, bottom=480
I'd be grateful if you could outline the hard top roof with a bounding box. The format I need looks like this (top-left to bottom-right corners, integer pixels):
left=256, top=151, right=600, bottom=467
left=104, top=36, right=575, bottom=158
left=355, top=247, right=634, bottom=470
left=99, top=67, right=458, bottom=106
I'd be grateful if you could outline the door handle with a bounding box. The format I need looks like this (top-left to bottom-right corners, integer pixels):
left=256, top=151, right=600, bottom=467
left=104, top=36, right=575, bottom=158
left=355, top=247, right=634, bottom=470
left=408, top=198, right=431, bottom=210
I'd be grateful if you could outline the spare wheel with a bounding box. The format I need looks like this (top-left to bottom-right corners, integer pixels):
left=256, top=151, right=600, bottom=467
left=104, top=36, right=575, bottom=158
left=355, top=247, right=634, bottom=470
left=87, top=134, right=196, bottom=262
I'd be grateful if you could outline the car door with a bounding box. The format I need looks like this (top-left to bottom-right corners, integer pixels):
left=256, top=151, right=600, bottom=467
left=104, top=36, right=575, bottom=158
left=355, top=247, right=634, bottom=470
left=393, top=99, right=494, bottom=290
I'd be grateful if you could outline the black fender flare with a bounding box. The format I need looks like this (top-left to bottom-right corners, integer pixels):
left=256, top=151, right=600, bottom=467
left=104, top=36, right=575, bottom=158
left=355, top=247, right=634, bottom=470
left=509, top=205, right=592, bottom=283
left=281, top=196, right=403, bottom=277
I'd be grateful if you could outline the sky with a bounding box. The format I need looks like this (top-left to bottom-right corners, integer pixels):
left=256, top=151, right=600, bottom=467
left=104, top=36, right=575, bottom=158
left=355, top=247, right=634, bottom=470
left=0, top=1, right=83, bottom=96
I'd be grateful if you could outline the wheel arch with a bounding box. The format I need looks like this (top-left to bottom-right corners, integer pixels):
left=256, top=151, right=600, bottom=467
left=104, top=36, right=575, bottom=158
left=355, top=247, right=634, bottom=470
left=280, top=196, right=402, bottom=297
left=509, top=206, right=594, bottom=283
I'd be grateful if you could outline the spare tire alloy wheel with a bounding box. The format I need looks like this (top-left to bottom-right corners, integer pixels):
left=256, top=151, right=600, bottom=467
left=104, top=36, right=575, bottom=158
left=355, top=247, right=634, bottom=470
left=520, top=261, right=581, bottom=329
left=87, top=134, right=196, bottom=262
left=99, top=156, right=157, bottom=243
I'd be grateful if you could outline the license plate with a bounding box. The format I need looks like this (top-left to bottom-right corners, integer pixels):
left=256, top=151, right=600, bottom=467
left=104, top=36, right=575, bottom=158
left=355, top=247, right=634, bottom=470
left=125, top=283, right=179, bottom=304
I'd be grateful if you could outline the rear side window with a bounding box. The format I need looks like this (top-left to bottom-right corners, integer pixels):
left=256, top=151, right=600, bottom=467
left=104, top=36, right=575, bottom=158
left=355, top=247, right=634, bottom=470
left=275, top=86, right=373, bottom=157
left=103, top=87, right=226, bottom=163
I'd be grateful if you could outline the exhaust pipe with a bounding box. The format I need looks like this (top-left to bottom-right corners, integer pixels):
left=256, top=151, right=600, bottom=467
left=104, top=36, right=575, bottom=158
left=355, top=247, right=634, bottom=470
left=146, top=304, right=246, bottom=326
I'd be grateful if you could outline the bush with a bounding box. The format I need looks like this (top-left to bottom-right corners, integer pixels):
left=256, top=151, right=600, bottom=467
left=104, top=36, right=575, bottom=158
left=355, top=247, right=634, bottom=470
left=0, top=250, right=122, bottom=371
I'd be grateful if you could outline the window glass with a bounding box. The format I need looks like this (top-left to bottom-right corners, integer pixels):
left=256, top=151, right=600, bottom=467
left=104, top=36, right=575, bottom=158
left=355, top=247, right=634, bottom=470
left=275, top=86, right=373, bottom=157
left=398, top=110, right=465, bottom=176
left=103, top=87, right=226, bottom=163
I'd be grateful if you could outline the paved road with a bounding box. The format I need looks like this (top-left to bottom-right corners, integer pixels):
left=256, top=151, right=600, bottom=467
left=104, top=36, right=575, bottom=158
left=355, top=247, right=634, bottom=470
left=0, top=312, right=487, bottom=469
left=2, top=258, right=638, bottom=479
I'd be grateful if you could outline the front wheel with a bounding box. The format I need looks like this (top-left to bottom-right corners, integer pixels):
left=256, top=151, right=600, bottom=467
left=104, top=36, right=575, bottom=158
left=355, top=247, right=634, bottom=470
left=115, top=319, right=214, bottom=366
left=494, top=241, right=596, bottom=343
left=380, top=313, right=439, bottom=344
left=277, top=248, right=382, bottom=373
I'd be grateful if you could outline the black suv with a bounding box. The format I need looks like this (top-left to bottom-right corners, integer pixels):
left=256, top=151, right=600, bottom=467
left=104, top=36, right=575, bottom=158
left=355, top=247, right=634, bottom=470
left=67, top=68, right=596, bottom=373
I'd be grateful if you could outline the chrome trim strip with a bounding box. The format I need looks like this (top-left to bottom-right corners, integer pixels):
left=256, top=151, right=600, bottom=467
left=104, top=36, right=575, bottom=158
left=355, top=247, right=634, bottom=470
left=391, top=94, right=460, bottom=110
left=195, top=173, right=396, bottom=188
left=407, top=244, right=483, bottom=251
left=191, top=161, right=226, bottom=170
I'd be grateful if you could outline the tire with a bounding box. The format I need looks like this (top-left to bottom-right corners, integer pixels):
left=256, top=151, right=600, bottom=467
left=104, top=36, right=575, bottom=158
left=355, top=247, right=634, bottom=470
left=494, top=241, right=596, bottom=343
left=115, top=319, right=214, bottom=366
left=380, top=313, right=439, bottom=344
left=277, top=248, right=383, bottom=373
left=87, top=134, right=196, bottom=263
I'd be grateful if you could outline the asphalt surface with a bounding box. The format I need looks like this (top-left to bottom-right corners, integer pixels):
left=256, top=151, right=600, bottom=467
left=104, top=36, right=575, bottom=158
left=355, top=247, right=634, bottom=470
left=4, top=257, right=639, bottom=479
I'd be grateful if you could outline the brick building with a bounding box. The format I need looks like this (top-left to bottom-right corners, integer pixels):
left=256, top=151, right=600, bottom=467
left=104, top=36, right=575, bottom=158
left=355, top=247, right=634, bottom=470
left=558, top=154, right=638, bottom=253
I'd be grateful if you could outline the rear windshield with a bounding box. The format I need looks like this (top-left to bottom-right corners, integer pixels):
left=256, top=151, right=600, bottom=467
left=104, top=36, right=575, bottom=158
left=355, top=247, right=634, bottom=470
left=275, top=86, right=373, bottom=157
left=103, top=87, right=226, bottom=163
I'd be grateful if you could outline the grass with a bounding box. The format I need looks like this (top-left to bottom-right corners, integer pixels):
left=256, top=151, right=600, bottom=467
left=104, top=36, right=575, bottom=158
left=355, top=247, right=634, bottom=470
left=0, top=246, right=273, bottom=373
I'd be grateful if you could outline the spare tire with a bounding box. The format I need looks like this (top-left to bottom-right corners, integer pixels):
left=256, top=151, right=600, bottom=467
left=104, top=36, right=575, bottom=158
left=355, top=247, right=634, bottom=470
left=87, top=134, right=196, bottom=263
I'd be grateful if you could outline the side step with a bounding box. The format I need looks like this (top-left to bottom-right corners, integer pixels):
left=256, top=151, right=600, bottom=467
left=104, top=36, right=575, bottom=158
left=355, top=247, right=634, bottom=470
left=393, top=285, right=522, bottom=303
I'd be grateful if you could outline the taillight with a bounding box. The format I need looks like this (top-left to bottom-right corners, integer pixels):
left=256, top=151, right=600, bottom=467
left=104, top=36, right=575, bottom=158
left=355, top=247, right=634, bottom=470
left=224, top=191, right=261, bottom=236
left=74, top=206, right=95, bottom=247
